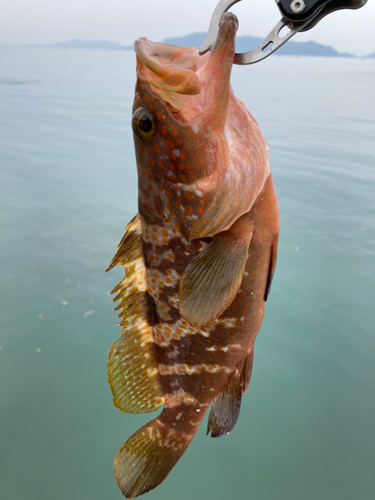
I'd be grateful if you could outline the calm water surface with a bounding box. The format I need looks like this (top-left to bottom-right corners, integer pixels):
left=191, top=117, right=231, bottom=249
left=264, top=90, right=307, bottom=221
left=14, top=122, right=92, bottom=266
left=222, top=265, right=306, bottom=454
left=0, top=46, right=374, bottom=500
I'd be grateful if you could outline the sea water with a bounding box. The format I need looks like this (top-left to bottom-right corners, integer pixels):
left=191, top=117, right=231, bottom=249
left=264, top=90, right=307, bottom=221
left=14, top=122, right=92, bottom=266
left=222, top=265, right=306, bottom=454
left=0, top=46, right=374, bottom=500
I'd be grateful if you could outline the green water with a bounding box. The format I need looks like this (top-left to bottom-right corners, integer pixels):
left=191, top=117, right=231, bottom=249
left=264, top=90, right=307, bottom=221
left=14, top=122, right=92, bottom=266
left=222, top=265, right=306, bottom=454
left=0, top=46, right=374, bottom=500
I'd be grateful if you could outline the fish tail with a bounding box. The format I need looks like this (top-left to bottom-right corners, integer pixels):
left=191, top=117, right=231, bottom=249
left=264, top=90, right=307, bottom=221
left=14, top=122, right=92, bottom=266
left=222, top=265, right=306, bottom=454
left=114, top=416, right=192, bottom=499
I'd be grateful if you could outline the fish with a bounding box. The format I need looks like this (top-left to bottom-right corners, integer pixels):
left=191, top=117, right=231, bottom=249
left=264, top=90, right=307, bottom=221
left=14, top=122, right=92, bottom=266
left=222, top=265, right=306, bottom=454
left=106, top=12, right=280, bottom=499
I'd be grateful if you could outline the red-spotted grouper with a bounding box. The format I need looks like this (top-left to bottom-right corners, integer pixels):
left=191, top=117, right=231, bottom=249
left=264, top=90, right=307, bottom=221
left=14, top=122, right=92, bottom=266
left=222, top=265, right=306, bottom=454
left=106, top=12, right=280, bottom=499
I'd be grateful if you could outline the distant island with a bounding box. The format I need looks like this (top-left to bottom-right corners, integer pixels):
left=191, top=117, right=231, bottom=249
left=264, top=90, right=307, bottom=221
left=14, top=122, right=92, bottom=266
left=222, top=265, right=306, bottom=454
left=48, top=34, right=375, bottom=59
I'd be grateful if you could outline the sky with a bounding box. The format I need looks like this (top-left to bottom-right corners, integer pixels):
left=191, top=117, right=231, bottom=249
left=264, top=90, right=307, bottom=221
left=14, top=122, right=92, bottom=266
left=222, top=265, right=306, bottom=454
left=1, top=0, right=374, bottom=56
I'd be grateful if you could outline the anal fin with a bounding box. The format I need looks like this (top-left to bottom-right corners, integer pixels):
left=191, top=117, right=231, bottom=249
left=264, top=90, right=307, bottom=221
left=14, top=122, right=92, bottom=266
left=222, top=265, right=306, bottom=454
left=107, top=214, right=163, bottom=414
left=207, top=352, right=254, bottom=438
left=207, top=368, right=242, bottom=438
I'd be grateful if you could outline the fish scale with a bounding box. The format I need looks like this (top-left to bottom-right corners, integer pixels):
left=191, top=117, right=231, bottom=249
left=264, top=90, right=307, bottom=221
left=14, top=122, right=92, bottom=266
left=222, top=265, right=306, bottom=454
left=107, top=12, right=279, bottom=499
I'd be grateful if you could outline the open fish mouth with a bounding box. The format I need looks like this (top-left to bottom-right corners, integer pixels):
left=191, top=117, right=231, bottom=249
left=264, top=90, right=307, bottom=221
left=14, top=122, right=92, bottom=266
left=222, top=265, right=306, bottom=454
left=134, top=12, right=238, bottom=122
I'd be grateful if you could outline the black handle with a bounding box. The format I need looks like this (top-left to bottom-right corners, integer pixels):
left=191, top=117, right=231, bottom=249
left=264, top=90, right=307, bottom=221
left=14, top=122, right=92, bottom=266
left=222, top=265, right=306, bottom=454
left=276, top=0, right=367, bottom=27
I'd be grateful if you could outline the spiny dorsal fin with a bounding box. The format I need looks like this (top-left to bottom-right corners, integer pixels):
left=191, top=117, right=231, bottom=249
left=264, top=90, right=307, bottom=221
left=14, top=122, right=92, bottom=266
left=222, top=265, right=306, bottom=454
left=178, top=231, right=252, bottom=326
left=106, top=214, right=164, bottom=414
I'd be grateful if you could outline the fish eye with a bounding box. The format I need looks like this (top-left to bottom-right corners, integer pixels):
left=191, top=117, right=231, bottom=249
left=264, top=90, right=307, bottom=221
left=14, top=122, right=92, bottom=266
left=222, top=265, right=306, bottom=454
left=132, top=108, right=156, bottom=141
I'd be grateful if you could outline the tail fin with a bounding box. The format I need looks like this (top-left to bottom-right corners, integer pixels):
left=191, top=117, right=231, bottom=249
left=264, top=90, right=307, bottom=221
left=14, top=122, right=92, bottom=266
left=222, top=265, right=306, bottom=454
left=114, top=418, right=191, bottom=499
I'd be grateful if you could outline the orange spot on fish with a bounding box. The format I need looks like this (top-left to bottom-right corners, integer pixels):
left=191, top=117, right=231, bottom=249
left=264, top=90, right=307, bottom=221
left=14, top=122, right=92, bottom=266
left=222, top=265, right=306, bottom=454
left=176, top=197, right=182, bottom=209
left=171, top=127, right=178, bottom=137
left=162, top=238, right=168, bottom=245
left=189, top=172, right=196, bottom=180
left=166, top=189, right=172, bottom=198
left=139, top=147, right=144, bottom=157
left=169, top=174, right=176, bottom=182
left=147, top=184, right=152, bottom=191
left=178, top=214, right=185, bottom=223
left=169, top=163, right=176, bottom=171
left=160, top=171, right=166, bottom=178
left=164, top=179, right=169, bottom=186
left=154, top=143, right=161, bottom=154
left=178, top=163, right=184, bottom=171
left=161, top=126, right=167, bottom=136
left=171, top=153, right=177, bottom=161
left=185, top=206, right=193, bottom=216
left=178, top=174, right=186, bottom=182
left=197, top=206, right=204, bottom=215
left=162, top=229, right=168, bottom=237
left=149, top=171, right=155, bottom=179
left=152, top=234, right=157, bottom=241
left=180, top=151, right=186, bottom=160
left=158, top=160, right=163, bottom=168
left=158, top=182, right=163, bottom=190
left=144, top=93, right=149, bottom=100
left=148, top=158, right=154, bottom=167
left=157, top=111, right=163, bottom=120
left=152, top=227, right=157, bottom=232
left=167, top=202, right=172, bottom=210
left=198, top=198, right=206, bottom=205
left=166, top=140, right=174, bottom=149
left=146, top=146, right=152, bottom=155
left=187, top=164, right=192, bottom=171
left=165, top=277, right=172, bottom=284
left=172, top=185, right=178, bottom=193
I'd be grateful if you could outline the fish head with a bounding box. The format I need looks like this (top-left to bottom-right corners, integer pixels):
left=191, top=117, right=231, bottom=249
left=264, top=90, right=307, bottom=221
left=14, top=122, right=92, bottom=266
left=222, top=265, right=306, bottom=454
left=132, top=13, right=270, bottom=239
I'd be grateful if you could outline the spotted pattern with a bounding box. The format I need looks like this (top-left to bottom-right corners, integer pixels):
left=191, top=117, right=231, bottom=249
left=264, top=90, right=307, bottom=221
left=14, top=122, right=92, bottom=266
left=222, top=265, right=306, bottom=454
left=164, top=389, right=199, bottom=407
left=159, top=363, right=232, bottom=375
left=118, top=81, right=279, bottom=437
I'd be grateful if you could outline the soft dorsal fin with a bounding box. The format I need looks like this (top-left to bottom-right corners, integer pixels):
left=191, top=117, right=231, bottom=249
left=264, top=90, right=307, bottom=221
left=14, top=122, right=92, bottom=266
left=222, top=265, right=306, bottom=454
left=264, top=235, right=279, bottom=301
left=178, top=221, right=252, bottom=326
left=207, top=352, right=254, bottom=438
left=106, top=214, right=164, bottom=414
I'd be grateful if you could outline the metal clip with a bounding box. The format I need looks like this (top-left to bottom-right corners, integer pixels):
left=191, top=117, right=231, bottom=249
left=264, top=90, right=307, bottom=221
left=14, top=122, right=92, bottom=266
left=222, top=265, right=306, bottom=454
left=199, top=0, right=368, bottom=65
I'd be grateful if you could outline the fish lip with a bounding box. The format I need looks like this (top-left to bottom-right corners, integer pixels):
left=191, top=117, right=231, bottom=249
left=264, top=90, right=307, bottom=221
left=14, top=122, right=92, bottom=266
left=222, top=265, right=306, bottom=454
left=135, top=13, right=238, bottom=122
left=134, top=13, right=238, bottom=93
left=134, top=39, right=205, bottom=95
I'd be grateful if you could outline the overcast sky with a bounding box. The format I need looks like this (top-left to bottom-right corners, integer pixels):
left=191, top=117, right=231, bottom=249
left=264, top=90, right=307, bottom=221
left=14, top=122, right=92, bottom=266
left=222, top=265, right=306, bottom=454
left=1, top=0, right=374, bottom=55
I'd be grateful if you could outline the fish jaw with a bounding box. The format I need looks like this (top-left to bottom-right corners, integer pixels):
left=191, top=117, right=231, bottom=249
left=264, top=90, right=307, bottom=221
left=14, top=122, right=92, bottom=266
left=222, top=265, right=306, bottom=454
left=134, top=12, right=238, bottom=128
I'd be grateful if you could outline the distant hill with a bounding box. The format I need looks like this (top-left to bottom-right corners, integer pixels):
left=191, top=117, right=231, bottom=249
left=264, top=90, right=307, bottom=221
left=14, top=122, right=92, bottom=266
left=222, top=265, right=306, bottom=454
left=161, top=33, right=354, bottom=58
left=50, top=34, right=356, bottom=58
left=364, top=52, right=375, bottom=58
left=51, top=39, right=125, bottom=50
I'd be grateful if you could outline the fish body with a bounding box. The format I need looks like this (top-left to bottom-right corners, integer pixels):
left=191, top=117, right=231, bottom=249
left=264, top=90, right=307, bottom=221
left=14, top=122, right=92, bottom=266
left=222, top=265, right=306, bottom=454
left=107, top=13, right=279, bottom=499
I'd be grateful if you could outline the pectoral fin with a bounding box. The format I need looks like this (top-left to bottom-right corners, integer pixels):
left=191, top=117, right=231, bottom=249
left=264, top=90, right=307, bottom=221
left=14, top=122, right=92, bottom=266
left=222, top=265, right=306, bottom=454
left=178, top=231, right=252, bottom=326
